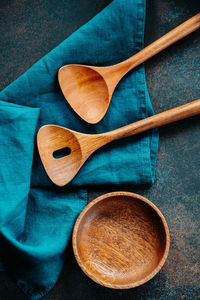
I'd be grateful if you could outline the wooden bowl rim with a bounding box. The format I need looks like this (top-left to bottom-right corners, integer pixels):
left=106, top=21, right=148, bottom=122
left=72, top=191, right=170, bottom=289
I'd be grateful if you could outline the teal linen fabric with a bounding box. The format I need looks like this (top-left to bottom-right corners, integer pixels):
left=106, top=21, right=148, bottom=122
left=0, top=0, right=158, bottom=299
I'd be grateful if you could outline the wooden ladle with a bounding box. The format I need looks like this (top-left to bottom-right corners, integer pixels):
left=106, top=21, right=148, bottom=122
left=37, top=99, right=200, bottom=186
left=58, top=13, right=200, bottom=124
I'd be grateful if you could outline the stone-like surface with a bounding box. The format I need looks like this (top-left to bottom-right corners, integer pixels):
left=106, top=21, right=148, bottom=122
left=0, top=0, right=199, bottom=299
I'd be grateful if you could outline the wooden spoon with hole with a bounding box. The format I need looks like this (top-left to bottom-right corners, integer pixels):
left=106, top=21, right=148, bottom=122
left=37, top=99, right=200, bottom=186
left=58, top=13, right=200, bottom=124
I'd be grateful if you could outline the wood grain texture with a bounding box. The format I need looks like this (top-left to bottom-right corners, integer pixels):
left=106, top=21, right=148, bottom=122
left=37, top=99, right=200, bottom=186
left=58, top=13, right=200, bottom=124
left=72, top=192, right=170, bottom=288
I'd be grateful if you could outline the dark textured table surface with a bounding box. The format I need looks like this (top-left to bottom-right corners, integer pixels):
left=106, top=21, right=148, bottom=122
left=0, top=0, right=199, bottom=299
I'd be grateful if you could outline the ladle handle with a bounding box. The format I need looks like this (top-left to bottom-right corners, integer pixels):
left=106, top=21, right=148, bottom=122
left=105, top=99, right=200, bottom=141
left=121, top=13, right=200, bottom=72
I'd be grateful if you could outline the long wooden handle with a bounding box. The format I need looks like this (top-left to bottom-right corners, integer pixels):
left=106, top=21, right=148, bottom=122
left=105, top=99, right=200, bottom=141
left=121, top=13, right=200, bottom=71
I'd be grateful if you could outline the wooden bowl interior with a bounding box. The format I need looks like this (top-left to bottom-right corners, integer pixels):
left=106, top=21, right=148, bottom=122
left=73, top=194, right=169, bottom=288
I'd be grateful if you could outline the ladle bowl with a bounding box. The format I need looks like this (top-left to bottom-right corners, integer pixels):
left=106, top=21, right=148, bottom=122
left=58, top=64, right=110, bottom=124
left=72, top=192, right=170, bottom=289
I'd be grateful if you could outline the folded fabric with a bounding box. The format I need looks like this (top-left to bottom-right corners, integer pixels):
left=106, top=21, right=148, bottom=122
left=0, top=0, right=158, bottom=299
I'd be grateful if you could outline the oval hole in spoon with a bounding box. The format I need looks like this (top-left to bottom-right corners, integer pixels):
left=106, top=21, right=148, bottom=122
left=58, top=65, right=109, bottom=124
left=53, top=146, right=71, bottom=159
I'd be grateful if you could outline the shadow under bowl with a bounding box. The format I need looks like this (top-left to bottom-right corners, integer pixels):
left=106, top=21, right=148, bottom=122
left=72, top=191, right=170, bottom=289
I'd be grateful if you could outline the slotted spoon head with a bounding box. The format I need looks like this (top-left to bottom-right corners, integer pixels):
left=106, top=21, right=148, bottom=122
left=37, top=125, right=84, bottom=186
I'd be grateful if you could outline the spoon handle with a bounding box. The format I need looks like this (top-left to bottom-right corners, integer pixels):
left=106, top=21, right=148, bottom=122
left=105, top=99, right=200, bottom=141
left=121, top=13, right=200, bottom=72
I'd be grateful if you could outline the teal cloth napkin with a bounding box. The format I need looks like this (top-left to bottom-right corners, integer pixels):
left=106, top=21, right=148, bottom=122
left=0, top=0, right=158, bottom=299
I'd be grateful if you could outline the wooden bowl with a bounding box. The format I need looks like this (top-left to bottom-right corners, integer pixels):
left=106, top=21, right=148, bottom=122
left=72, top=192, right=170, bottom=289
